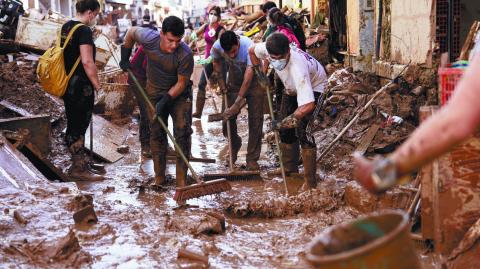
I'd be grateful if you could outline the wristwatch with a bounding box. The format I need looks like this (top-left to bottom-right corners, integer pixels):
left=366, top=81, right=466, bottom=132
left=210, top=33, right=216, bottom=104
left=371, top=157, right=399, bottom=192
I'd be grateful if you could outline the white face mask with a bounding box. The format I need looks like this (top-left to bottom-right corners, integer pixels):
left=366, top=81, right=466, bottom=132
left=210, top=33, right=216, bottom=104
left=270, top=58, right=288, bottom=71
left=208, top=14, right=218, bottom=24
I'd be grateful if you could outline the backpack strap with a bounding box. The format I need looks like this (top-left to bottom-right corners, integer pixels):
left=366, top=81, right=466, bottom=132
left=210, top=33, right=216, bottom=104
left=61, top=23, right=85, bottom=49
left=59, top=23, right=86, bottom=81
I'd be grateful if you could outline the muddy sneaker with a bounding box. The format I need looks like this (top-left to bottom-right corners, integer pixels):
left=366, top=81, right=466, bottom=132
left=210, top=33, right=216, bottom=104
left=246, top=161, right=260, bottom=171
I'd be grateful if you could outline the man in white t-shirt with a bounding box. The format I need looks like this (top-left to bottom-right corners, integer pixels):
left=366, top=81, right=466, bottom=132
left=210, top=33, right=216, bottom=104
left=249, top=32, right=328, bottom=190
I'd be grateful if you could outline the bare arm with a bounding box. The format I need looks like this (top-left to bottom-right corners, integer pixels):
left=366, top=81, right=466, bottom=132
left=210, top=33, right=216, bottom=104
left=123, top=26, right=140, bottom=49
left=248, top=45, right=261, bottom=66
left=390, top=55, right=480, bottom=176
left=168, top=75, right=190, bottom=98
left=238, top=66, right=253, bottom=97
left=195, top=24, right=207, bottom=39
left=294, top=102, right=315, bottom=119
left=212, top=58, right=227, bottom=90
left=80, top=44, right=100, bottom=90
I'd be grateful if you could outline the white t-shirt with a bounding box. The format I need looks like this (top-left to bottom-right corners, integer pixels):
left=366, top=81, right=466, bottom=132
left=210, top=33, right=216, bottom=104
left=254, top=42, right=327, bottom=106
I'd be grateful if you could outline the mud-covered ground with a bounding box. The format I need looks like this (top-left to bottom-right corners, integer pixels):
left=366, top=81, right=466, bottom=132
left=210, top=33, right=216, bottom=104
left=0, top=57, right=436, bottom=268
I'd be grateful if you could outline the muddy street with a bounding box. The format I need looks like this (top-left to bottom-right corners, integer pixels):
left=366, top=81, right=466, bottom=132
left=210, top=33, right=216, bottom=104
left=1, top=88, right=361, bottom=268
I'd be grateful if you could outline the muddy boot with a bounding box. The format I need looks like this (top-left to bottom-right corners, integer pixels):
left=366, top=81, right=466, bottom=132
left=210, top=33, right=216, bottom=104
left=192, top=90, right=206, bottom=119
left=69, top=154, right=105, bottom=181
left=176, top=158, right=188, bottom=187
left=269, top=142, right=300, bottom=176
left=227, top=136, right=242, bottom=165
left=246, top=160, right=260, bottom=171
left=300, top=147, right=317, bottom=191
left=152, top=154, right=166, bottom=186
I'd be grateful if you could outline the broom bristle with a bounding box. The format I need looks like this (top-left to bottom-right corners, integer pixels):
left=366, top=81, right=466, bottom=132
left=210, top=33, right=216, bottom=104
left=173, top=179, right=231, bottom=203
left=203, top=171, right=261, bottom=181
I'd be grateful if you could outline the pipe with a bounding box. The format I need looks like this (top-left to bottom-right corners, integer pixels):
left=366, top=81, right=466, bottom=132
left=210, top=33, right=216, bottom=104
left=447, top=0, right=453, bottom=61
left=375, top=0, right=383, bottom=59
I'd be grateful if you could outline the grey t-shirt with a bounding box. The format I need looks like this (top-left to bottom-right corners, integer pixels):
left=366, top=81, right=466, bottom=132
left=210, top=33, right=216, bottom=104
left=134, top=28, right=194, bottom=90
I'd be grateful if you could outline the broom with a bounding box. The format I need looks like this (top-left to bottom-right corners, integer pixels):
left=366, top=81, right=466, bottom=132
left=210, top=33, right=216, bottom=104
left=202, top=91, right=261, bottom=181
left=127, top=70, right=231, bottom=203
left=256, top=68, right=289, bottom=196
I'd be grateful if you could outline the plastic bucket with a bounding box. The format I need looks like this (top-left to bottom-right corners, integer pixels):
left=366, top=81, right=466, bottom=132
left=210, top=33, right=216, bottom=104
left=306, top=210, right=420, bottom=269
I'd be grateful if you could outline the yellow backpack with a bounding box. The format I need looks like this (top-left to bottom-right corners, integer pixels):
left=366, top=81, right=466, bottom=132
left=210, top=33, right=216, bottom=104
left=37, top=23, right=84, bottom=97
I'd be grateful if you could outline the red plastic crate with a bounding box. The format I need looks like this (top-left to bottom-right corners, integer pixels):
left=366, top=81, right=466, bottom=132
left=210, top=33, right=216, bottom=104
left=438, top=68, right=464, bottom=105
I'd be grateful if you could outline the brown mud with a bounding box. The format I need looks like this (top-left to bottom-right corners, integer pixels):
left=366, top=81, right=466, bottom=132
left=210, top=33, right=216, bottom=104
left=0, top=58, right=436, bottom=268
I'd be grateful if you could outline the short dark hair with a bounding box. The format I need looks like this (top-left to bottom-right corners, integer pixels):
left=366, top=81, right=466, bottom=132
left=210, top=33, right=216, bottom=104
left=219, top=30, right=239, bottom=52
left=76, top=0, right=100, bottom=13
left=266, top=33, right=290, bottom=56
left=209, top=6, right=221, bottom=18
left=261, top=1, right=277, bottom=14
left=162, top=16, right=185, bottom=37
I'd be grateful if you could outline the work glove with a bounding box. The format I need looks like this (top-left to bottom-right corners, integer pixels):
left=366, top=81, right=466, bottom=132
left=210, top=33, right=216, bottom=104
left=190, top=31, right=197, bottom=41
left=277, top=114, right=300, bottom=130
left=155, top=92, right=173, bottom=118
left=269, top=119, right=280, bottom=133
left=119, top=45, right=132, bottom=71
left=223, top=96, right=246, bottom=120
left=195, top=56, right=213, bottom=65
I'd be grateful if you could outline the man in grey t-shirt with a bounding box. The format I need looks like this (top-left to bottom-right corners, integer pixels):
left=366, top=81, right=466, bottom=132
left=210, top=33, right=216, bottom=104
left=120, top=16, right=194, bottom=187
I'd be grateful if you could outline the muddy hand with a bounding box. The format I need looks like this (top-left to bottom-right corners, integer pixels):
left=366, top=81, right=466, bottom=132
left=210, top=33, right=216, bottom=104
left=223, top=96, right=246, bottom=121
left=353, top=152, right=378, bottom=193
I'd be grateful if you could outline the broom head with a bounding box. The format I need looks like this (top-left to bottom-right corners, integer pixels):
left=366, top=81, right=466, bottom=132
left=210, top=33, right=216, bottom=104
left=173, top=178, right=231, bottom=203
left=203, top=170, right=261, bottom=181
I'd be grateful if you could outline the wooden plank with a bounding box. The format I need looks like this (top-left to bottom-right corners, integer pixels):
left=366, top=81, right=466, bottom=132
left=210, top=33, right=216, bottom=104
left=459, top=21, right=480, bottom=61
left=167, top=155, right=216, bottom=164
left=355, top=124, right=380, bottom=155
left=84, top=114, right=128, bottom=163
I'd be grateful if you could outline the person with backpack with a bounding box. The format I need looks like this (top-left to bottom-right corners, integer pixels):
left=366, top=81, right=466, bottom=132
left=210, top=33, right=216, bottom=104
left=249, top=33, right=328, bottom=191
left=60, top=0, right=103, bottom=181
left=190, top=6, right=225, bottom=118
left=119, top=16, right=194, bottom=188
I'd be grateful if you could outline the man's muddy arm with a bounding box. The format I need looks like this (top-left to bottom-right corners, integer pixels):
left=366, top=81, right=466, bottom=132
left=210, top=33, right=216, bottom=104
left=123, top=27, right=140, bottom=49
left=390, top=55, right=480, bottom=176
left=168, top=74, right=190, bottom=98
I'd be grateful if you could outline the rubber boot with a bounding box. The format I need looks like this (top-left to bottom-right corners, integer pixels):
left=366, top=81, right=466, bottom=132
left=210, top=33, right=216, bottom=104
left=176, top=158, right=188, bottom=187
left=246, top=160, right=260, bottom=171
left=152, top=154, right=166, bottom=186
left=69, top=153, right=105, bottom=181
left=192, top=90, right=206, bottom=118
left=227, top=136, right=242, bottom=165
left=301, top=147, right=318, bottom=190
left=269, top=142, right=300, bottom=176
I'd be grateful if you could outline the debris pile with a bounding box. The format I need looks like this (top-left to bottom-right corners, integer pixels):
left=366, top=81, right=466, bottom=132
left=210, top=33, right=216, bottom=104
left=311, top=67, right=429, bottom=177
left=224, top=184, right=344, bottom=218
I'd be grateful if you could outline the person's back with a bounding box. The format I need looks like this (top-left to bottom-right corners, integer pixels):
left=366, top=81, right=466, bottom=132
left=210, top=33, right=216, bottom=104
left=61, top=20, right=95, bottom=84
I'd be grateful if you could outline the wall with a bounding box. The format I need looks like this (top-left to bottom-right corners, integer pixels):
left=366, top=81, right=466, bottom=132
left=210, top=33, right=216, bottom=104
left=346, top=0, right=359, bottom=55
left=389, top=0, right=435, bottom=65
